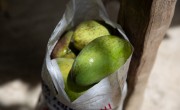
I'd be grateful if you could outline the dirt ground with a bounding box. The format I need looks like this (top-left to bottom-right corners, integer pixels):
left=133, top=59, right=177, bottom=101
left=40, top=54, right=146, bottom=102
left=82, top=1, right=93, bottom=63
left=0, top=0, right=180, bottom=110
left=140, top=25, right=180, bottom=110
left=140, top=1, right=180, bottom=110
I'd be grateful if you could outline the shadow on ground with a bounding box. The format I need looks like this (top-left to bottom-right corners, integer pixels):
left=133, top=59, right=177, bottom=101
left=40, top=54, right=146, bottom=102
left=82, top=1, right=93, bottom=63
left=163, top=0, right=180, bottom=39
left=0, top=1, right=67, bottom=109
left=0, top=0, right=68, bottom=87
left=170, top=0, right=180, bottom=27
left=0, top=104, right=32, bottom=110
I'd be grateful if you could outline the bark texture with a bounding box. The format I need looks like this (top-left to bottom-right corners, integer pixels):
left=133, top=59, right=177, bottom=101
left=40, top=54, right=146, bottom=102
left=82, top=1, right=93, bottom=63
left=118, top=0, right=177, bottom=109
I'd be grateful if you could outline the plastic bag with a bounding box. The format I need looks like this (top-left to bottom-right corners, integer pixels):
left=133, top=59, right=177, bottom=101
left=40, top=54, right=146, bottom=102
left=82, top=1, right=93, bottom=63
left=36, top=0, right=133, bottom=109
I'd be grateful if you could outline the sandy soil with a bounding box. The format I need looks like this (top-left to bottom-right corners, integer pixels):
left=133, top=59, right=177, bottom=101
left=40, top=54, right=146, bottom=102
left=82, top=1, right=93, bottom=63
left=141, top=26, right=180, bottom=110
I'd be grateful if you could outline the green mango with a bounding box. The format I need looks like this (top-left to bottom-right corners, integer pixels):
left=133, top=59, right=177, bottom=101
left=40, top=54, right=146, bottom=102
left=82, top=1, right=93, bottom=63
left=67, top=35, right=132, bottom=92
left=56, top=58, right=83, bottom=101
left=63, top=50, right=76, bottom=59
left=51, top=31, right=74, bottom=58
left=73, top=20, right=110, bottom=50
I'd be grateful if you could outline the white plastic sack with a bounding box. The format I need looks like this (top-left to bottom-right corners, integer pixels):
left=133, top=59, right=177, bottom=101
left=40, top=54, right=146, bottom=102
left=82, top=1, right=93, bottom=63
left=38, top=0, right=133, bottom=110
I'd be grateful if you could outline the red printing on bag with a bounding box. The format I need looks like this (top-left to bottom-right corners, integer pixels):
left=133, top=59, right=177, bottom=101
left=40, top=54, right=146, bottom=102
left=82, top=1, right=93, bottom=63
left=100, top=103, right=112, bottom=110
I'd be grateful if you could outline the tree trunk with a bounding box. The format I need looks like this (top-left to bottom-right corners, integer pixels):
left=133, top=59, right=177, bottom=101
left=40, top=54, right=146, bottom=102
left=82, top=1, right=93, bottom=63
left=118, top=0, right=177, bottom=109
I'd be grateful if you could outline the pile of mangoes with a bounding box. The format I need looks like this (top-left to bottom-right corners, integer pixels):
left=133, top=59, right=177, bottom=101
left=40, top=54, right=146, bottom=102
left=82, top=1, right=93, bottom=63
left=51, top=20, right=132, bottom=101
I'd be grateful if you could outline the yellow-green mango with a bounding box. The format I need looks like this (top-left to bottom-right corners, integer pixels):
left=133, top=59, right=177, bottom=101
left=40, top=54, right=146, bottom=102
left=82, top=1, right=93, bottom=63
left=56, top=58, right=83, bottom=101
left=67, top=35, right=132, bottom=92
left=52, top=31, right=75, bottom=58
left=73, top=20, right=110, bottom=50
left=63, top=51, right=76, bottom=59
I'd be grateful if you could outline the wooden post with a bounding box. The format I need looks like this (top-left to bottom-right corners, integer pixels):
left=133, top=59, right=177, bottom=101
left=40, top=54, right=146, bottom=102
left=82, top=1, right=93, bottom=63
left=118, top=0, right=177, bottom=110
